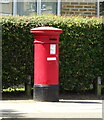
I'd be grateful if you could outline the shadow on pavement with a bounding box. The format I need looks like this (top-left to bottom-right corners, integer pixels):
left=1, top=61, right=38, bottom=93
left=2, top=91, right=103, bottom=100
left=59, top=100, right=102, bottom=104
left=2, top=91, right=33, bottom=100
left=1, top=109, right=24, bottom=118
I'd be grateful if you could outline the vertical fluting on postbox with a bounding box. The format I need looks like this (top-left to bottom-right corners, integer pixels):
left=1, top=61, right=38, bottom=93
left=30, top=27, right=62, bottom=102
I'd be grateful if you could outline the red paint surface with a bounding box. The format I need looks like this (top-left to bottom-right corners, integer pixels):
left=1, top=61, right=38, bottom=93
left=30, top=27, right=62, bottom=85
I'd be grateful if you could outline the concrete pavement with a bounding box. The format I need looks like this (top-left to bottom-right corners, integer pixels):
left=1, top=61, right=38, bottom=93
left=0, top=100, right=102, bottom=118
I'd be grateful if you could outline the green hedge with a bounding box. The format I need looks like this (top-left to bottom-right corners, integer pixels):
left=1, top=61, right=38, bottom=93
left=1, top=15, right=104, bottom=92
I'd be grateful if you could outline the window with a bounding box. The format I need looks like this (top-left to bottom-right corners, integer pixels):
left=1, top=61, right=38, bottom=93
left=0, top=0, right=13, bottom=15
left=100, top=1, right=104, bottom=16
left=17, top=1, right=37, bottom=16
left=41, top=1, right=57, bottom=15
left=97, top=0, right=104, bottom=17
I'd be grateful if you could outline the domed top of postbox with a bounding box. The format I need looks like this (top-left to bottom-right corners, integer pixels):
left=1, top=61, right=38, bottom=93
left=30, top=26, right=62, bottom=35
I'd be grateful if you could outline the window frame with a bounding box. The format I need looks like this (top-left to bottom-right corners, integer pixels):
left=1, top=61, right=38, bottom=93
left=13, top=0, right=61, bottom=16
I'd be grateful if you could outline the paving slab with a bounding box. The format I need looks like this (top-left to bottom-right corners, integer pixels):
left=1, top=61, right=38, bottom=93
left=0, top=100, right=102, bottom=118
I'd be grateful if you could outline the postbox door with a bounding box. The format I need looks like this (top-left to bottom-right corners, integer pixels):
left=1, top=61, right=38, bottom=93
left=47, top=43, right=59, bottom=85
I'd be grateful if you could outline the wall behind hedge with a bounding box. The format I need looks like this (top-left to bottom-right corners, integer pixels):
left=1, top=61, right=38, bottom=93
left=1, top=15, right=104, bottom=92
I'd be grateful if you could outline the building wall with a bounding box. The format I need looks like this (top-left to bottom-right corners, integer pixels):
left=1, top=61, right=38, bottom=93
left=61, top=1, right=97, bottom=17
left=0, top=0, right=98, bottom=17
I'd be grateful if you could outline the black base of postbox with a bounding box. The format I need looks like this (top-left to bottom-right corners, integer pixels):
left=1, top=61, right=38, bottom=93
left=33, top=85, right=59, bottom=102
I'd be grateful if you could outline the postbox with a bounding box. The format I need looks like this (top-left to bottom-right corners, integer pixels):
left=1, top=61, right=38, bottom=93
left=30, top=27, right=62, bottom=101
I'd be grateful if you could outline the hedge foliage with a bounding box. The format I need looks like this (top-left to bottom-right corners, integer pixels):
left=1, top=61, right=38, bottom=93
left=1, top=15, right=104, bottom=92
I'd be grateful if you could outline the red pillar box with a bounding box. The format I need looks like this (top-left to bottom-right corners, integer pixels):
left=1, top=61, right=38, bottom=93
left=30, top=27, right=62, bottom=101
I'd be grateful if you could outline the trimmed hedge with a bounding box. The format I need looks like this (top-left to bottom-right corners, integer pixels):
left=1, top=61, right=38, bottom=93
left=1, top=15, right=104, bottom=92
